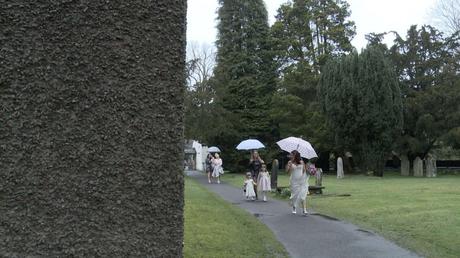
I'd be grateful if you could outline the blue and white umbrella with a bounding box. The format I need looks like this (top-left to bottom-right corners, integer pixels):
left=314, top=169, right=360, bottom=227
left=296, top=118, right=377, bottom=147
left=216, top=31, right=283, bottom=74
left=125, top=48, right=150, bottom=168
left=236, top=139, right=265, bottom=150
left=208, top=146, right=221, bottom=153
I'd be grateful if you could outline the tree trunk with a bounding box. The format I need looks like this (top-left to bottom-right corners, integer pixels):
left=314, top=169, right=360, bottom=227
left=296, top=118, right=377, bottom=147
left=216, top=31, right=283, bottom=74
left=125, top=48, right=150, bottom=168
left=400, top=154, right=410, bottom=176
left=0, top=1, right=186, bottom=257
left=413, top=157, right=424, bottom=177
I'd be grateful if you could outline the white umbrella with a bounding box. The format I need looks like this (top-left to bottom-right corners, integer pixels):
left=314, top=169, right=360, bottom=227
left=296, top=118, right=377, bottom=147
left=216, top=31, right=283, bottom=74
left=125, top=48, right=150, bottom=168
left=276, top=137, right=318, bottom=159
left=208, top=146, right=221, bottom=153
left=236, top=139, right=265, bottom=150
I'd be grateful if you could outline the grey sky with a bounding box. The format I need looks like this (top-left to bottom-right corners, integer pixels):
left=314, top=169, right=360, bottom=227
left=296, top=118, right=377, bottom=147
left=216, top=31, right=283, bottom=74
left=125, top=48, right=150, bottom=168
left=187, top=0, right=437, bottom=50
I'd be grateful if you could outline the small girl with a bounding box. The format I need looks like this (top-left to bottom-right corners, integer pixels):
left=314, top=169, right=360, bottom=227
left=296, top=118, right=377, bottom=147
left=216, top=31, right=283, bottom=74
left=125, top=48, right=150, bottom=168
left=243, top=172, right=256, bottom=201
left=257, top=163, right=271, bottom=202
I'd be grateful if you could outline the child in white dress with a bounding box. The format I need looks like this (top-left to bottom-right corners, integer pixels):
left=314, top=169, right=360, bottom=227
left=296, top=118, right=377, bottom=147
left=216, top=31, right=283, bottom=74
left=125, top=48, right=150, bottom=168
left=243, top=172, right=256, bottom=201
left=257, top=163, right=271, bottom=202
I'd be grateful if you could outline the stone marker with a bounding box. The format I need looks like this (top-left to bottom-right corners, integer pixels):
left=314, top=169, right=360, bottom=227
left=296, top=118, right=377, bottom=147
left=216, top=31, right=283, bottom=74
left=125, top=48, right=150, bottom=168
left=425, top=154, right=437, bottom=178
left=337, top=157, right=344, bottom=179
left=413, top=157, right=424, bottom=177
left=316, top=168, right=323, bottom=186
left=271, top=159, right=279, bottom=189
left=400, top=155, right=410, bottom=176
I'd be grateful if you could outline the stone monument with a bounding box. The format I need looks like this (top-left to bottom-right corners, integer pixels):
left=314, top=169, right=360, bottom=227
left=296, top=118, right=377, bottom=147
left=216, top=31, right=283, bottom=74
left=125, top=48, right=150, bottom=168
left=413, top=157, right=424, bottom=177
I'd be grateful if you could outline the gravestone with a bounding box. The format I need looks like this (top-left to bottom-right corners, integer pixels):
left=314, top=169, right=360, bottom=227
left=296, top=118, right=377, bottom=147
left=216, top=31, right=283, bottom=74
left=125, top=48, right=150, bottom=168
left=425, top=154, right=437, bottom=178
left=0, top=1, right=186, bottom=257
left=337, top=157, right=344, bottom=179
left=271, top=159, right=279, bottom=189
left=315, top=168, right=323, bottom=186
left=400, top=155, right=410, bottom=176
left=413, top=157, right=424, bottom=177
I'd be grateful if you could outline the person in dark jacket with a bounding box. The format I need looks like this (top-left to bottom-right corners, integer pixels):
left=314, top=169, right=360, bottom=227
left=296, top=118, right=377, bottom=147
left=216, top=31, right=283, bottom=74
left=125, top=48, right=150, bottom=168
left=205, top=153, right=213, bottom=183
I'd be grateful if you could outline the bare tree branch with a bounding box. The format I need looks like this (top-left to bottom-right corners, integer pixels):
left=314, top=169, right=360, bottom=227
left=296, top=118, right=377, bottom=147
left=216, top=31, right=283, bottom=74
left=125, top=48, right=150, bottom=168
left=431, top=0, right=460, bottom=35
left=185, top=42, right=216, bottom=89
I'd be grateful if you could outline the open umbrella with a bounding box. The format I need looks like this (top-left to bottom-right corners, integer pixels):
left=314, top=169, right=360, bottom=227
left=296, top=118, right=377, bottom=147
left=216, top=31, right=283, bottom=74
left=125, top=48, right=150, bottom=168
left=236, top=139, right=265, bottom=150
left=276, top=137, right=318, bottom=159
left=208, top=146, right=221, bottom=153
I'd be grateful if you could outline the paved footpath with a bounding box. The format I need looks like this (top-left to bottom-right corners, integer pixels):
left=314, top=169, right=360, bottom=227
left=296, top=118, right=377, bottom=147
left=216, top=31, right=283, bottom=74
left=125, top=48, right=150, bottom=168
left=186, top=170, right=421, bottom=258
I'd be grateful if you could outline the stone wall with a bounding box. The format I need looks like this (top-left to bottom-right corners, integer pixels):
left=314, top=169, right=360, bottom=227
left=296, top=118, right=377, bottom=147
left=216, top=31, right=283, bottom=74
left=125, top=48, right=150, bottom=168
left=0, top=1, right=186, bottom=256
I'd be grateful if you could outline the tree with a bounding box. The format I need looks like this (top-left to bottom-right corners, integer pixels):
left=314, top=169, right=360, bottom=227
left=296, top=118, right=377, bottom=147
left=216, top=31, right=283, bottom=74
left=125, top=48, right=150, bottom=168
left=387, top=25, right=460, bottom=175
left=270, top=0, right=355, bottom=157
left=318, top=47, right=403, bottom=176
left=1, top=1, right=185, bottom=256
left=389, top=25, right=459, bottom=92
left=430, top=0, right=460, bottom=35
left=212, top=0, right=276, bottom=169
left=184, top=42, right=217, bottom=144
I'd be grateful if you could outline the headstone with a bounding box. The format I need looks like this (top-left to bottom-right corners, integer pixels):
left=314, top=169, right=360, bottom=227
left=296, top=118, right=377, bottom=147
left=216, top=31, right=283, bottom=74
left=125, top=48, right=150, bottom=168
left=315, top=168, right=323, bottom=186
left=337, top=157, right=344, bottom=179
left=425, top=154, right=437, bottom=177
left=271, top=159, right=279, bottom=189
left=400, top=155, right=410, bottom=176
left=0, top=1, right=186, bottom=256
left=413, top=157, right=424, bottom=177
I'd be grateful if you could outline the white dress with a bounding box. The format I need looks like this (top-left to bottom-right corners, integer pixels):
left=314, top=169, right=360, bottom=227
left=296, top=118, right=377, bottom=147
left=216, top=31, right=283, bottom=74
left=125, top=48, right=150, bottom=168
left=257, top=171, right=271, bottom=192
left=244, top=179, right=256, bottom=199
left=212, top=158, right=223, bottom=178
left=289, top=163, right=309, bottom=207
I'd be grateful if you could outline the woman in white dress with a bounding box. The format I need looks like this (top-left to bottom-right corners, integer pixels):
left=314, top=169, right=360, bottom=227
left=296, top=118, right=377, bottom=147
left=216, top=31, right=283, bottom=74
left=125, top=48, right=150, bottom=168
left=287, top=150, right=309, bottom=215
left=211, top=153, right=223, bottom=184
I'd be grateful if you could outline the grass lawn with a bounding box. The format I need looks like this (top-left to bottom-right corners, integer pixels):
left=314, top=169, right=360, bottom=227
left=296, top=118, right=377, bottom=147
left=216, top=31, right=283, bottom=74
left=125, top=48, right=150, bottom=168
left=222, top=170, right=460, bottom=258
left=184, top=178, right=288, bottom=258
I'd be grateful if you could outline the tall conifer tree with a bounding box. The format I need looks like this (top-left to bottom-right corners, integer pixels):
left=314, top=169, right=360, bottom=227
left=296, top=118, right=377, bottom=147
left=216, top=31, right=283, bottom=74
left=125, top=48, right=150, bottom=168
left=318, top=47, right=403, bottom=176
left=213, top=0, right=276, bottom=167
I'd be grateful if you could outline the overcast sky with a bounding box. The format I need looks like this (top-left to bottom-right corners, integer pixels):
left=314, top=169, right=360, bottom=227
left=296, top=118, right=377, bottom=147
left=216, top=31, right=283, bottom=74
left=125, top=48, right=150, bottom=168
left=187, top=0, right=437, bottom=50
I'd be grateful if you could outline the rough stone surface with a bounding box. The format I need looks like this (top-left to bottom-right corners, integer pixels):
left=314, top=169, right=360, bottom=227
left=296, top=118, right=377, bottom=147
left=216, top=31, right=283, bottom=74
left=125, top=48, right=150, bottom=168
left=413, top=157, right=424, bottom=177
left=0, top=1, right=186, bottom=256
left=400, top=155, right=410, bottom=176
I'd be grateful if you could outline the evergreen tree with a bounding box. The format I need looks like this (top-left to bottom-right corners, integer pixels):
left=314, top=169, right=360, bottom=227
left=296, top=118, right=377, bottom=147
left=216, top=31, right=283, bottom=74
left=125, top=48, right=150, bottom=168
left=318, top=47, right=403, bottom=176
left=270, top=0, right=355, bottom=154
left=212, top=0, right=276, bottom=169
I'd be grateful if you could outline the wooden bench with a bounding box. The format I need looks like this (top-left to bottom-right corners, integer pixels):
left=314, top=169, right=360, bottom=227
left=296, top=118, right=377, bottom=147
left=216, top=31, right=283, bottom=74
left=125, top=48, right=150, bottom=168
left=276, top=185, right=325, bottom=194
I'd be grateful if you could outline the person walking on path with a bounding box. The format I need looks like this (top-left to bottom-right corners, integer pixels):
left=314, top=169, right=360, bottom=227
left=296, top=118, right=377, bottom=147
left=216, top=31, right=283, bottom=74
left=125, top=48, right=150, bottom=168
left=244, top=172, right=256, bottom=201
left=211, top=153, right=224, bottom=184
left=205, top=153, right=214, bottom=183
left=257, top=163, right=271, bottom=202
left=249, top=151, right=264, bottom=198
left=287, top=150, right=309, bottom=215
